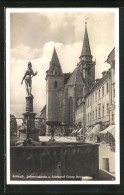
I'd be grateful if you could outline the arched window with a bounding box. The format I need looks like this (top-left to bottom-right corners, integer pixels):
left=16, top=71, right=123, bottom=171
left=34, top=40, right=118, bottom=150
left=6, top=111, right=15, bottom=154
left=68, top=97, right=73, bottom=125
left=54, top=81, right=58, bottom=88
left=77, top=98, right=79, bottom=106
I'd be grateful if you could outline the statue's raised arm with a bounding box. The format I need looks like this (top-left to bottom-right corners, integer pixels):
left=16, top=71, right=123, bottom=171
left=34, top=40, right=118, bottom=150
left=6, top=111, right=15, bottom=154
left=21, top=62, right=38, bottom=97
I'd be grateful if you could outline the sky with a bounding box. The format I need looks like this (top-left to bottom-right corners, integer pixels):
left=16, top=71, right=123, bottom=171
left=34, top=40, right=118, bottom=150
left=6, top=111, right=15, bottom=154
left=9, top=9, right=116, bottom=124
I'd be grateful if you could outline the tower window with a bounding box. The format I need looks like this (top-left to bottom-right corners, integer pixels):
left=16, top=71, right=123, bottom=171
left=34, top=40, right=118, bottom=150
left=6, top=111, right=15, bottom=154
left=68, top=97, right=73, bottom=125
left=54, top=81, right=58, bottom=88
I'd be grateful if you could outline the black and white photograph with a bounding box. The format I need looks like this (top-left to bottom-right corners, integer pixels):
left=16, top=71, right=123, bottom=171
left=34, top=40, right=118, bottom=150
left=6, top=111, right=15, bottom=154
left=6, top=8, right=119, bottom=184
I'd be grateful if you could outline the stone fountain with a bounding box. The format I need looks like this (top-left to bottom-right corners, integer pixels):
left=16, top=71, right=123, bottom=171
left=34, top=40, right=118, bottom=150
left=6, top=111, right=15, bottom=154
left=10, top=63, right=99, bottom=180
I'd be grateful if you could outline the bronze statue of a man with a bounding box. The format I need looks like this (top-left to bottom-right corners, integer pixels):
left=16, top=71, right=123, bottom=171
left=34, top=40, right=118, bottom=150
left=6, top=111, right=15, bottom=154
left=21, top=62, right=38, bottom=96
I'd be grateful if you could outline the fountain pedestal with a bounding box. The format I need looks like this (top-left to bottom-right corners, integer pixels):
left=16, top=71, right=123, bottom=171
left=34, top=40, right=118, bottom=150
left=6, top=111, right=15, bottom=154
left=23, top=112, right=39, bottom=141
left=19, top=95, right=39, bottom=143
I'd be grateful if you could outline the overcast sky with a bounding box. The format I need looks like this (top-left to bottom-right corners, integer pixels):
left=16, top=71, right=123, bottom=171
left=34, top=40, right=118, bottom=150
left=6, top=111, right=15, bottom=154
left=9, top=9, right=116, bottom=124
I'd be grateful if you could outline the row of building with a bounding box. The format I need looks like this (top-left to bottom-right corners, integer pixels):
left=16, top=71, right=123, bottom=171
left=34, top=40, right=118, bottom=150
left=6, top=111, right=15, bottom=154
left=40, top=22, right=115, bottom=138
left=76, top=48, right=115, bottom=133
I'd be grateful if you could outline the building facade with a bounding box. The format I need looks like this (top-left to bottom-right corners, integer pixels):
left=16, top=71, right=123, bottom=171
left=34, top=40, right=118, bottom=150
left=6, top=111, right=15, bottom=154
left=106, top=48, right=115, bottom=125
left=85, top=71, right=111, bottom=130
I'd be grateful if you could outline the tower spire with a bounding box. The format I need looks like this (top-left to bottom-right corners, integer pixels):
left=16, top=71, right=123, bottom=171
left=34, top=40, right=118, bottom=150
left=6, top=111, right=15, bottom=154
left=51, top=47, right=60, bottom=67
left=78, top=21, right=95, bottom=89
left=47, top=47, right=63, bottom=76
left=80, top=21, right=92, bottom=62
left=85, top=21, right=87, bottom=27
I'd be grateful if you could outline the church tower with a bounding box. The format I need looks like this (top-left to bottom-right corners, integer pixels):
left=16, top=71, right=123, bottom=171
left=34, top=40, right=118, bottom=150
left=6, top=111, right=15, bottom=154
left=78, top=22, right=96, bottom=90
left=46, top=47, right=64, bottom=134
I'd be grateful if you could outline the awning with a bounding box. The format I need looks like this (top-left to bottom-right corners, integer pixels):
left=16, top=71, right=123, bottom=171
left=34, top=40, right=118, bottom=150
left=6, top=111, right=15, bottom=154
left=99, top=125, right=115, bottom=138
left=77, top=128, right=82, bottom=133
left=75, top=129, right=79, bottom=133
left=109, top=126, right=115, bottom=138
left=71, top=129, right=78, bottom=134
left=85, top=127, right=91, bottom=134
left=88, top=124, right=100, bottom=135
left=71, top=130, right=75, bottom=134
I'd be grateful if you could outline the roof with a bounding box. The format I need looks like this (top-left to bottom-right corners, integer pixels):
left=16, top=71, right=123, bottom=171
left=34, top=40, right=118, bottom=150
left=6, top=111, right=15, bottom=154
left=48, top=47, right=63, bottom=75
left=85, top=70, right=110, bottom=97
left=64, top=73, right=71, bottom=84
left=41, top=105, right=46, bottom=113
left=105, top=47, right=115, bottom=64
left=80, top=24, right=92, bottom=58
left=51, top=47, right=60, bottom=66
left=66, top=67, right=84, bottom=86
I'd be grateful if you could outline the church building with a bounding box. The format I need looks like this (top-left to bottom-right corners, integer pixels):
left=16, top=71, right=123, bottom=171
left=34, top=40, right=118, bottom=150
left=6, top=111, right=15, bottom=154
left=40, top=22, right=115, bottom=136
left=45, top=22, right=96, bottom=135
left=62, top=22, right=95, bottom=128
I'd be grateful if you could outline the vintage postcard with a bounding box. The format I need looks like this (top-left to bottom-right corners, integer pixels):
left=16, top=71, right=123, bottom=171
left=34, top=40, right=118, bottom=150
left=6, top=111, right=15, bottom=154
left=6, top=8, right=119, bottom=184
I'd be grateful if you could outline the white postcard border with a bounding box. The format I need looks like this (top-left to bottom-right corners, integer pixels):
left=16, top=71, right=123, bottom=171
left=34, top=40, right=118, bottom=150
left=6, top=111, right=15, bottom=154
left=6, top=7, right=119, bottom=185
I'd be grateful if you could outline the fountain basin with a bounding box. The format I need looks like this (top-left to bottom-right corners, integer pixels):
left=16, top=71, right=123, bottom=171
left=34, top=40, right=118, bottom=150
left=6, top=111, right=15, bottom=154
left=10, top=142, right=99, bottom=180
